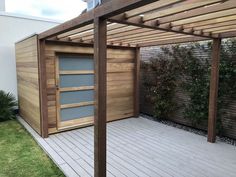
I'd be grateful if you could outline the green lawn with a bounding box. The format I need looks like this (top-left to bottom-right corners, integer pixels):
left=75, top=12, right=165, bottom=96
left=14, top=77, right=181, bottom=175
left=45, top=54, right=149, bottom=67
left=0, top=120, right=65, bottom=177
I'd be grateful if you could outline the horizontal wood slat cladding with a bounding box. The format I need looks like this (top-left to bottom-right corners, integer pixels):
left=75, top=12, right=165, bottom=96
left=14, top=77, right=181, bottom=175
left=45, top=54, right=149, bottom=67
left=140, top=44, right=236, bottom=140
left=15, top=35, right=41, bottom=134
left=45, top=43, right=135, bottom=134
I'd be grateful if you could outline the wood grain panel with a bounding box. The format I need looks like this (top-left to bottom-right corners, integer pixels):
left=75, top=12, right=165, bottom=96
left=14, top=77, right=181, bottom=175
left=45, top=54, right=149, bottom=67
left=15, top=35, right=41, bottom=134
left=44, top=42, right=135, bottom=134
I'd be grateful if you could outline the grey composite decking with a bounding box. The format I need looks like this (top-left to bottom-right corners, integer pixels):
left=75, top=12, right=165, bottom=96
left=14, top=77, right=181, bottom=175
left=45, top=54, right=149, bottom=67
left=18, top=117, right=236, bottom=177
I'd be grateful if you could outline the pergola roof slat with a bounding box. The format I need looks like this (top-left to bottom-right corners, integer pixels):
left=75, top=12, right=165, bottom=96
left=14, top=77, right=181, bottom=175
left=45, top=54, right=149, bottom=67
left=157, top=0, right=234, bottom=24
left=182, top=15, right=236, bottom=29
left=193, top=20, right=236, bottom=31
left=142, top=0, right=222, bottom=22
left=138, top=36, right=209, bottom=47
left=57, top=24, right=94, bottom=39
left=108, top=31, right=175, bottom=43
left=122, top=34, right=192, bottom=46
left=171, top=8, right=236, bottom=26
left=69, top=23, right=127, bottom=40
left=120, top=34, right=185, bottom=44
left=42, top=0, right=236, bottom=48
left=124, top=0, right=184, bottom=18
left=107, top=28, right=155, bottom=39
left=212, top=28, right=236, bottom=34
left=203, top=24, right=236, bottom=33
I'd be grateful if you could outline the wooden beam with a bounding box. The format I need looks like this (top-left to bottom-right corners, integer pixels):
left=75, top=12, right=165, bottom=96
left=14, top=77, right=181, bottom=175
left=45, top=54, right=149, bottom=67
left=219, top=31, right=236, bottom=38
left=110, top=33, right=183, bottom=44
left=143, top=0, right=223, bottom=22
left=158, top=0, right=235, bottom=24
left=212, top=28, right=236, bottom=34
left=69, top=23, right=127, bottom=41
left=138, top=36, right=209, bottom=47
left=108, top=30, right=166, bottom=42
left=193, top=20, right=236, bottom=31
left=76, top=25, right=132, bottom=41
left=45, top=39, right=136, bottom=49
left=107, top=28, right=154, bottom=39
left=79, top=26, right=140, bottom=42
left=182, top=15, right=236, bottom=29
left=171, top=8, right=236, bottom=27
left=39, top=0, right=158, bottom=39
left=134, top=48, right=140, bottom=117
left=109, top=17, right=215, bottom=39
left=124, top=34, right=188, bottom=45
left=125, top=0, right=183, bottom=18
left=203, top=24, right=236, bottom=33
left=57, top=24, right=94, bottom=39
left=208, top=38, right=221, bottom=143
left=38, top=38, right=48, bottom=138
left=94, top=17, right=107, bottom=177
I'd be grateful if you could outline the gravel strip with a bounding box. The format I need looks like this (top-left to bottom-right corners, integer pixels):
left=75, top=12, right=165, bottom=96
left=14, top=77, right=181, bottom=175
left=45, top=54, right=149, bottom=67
left=140, top=113, right=236, bottom=146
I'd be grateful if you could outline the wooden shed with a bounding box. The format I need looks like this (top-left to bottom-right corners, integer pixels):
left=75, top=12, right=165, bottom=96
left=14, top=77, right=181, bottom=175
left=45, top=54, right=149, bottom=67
left=15, top=34, right=139, bottom=137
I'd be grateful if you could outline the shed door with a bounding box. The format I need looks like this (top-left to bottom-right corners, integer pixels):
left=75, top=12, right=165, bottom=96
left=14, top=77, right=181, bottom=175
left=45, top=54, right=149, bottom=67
left=56, top=54, right=95, bottom=130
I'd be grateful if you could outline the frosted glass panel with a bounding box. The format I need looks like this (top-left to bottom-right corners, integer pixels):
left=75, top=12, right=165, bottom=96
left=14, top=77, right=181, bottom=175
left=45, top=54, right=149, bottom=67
left=60, top=90, right=94, bottom=105
left=59, top=56, right=94, bottom=71
left=60, top=105, right=94, bottom=121
left=60, top=74, right=94, bottom=88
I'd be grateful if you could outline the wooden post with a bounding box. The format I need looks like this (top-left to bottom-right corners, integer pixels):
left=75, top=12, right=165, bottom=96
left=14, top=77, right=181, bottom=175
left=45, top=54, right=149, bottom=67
left=94, top=17, right=107, bottom=177
left=207, top=38, right=221, bottom=143
left=38, top=39, right=48, bottom=138
left=134, top=47, right=140, bottom=117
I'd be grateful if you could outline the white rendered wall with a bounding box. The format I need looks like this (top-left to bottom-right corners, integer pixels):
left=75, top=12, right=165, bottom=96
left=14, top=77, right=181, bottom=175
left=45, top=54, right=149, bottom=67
left=0, top=12, right=60, bottom=98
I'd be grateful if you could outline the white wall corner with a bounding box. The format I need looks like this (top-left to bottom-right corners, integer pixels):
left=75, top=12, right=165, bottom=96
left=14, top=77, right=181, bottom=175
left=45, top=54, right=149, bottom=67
left=0, top=0, right=5, bottom=12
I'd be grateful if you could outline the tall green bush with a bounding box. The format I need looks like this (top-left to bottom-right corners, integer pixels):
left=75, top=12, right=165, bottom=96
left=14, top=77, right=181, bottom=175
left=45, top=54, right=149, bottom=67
left=178, top=44, right=211, bottom=127
left=142, top=39, right=236, bottom=135
left=141, top=48, right=180, bottom=119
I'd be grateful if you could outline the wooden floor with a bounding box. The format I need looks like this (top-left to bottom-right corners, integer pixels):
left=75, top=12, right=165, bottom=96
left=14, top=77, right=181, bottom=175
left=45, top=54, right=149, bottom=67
left=18, top=117, right=236, bottom=177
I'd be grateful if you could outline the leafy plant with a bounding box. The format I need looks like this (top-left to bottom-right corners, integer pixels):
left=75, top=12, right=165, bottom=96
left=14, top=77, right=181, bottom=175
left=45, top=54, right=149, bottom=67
left=141, top=39, right=236, bottom=135
left=141, top=48, right=180, bottom=119
left=0, top=90, right=18, bottom=122
left=178, top=44, right=211, bottom=126
left=169, top=41, right=236, bottom=134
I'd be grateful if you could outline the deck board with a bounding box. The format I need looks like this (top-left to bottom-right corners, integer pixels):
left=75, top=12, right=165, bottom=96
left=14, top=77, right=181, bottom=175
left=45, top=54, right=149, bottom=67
left=18, top=117, right=236, bottom=177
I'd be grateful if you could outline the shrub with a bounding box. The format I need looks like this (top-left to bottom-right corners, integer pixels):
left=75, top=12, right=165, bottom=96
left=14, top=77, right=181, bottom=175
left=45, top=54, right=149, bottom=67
left=141, top=40, right=236, bottom=135
left=0, top=90, right=18, bottom=122
left=141, top=48, right=180, bottom=119
left=163, top=41, right=236, bottom=135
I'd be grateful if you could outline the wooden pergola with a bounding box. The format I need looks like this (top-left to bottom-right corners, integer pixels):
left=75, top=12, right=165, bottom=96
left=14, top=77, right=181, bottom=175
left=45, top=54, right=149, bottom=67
left=38, top=0, right=236, bottom=176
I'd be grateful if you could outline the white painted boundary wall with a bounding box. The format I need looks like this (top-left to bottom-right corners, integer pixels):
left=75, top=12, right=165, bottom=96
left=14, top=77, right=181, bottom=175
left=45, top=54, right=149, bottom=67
left=0, top=12, right=61, bottom=98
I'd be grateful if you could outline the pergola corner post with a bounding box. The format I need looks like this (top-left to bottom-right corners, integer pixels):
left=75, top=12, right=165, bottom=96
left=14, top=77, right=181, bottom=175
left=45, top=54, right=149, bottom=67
left=134, top=47, right=140, bottom=117
left=207, top=38, right=221, bottom=143
left=94, top=17, right=107, bottom=177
